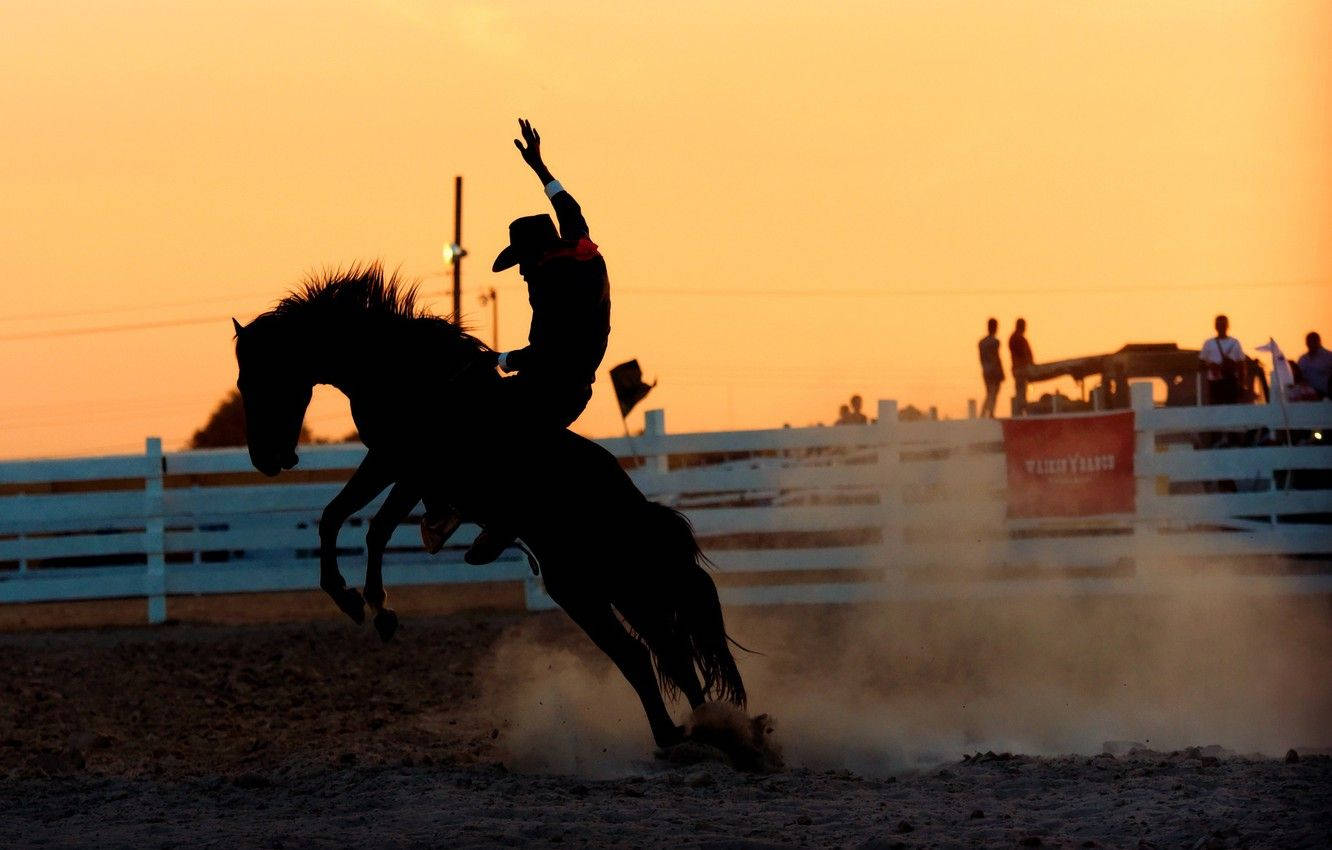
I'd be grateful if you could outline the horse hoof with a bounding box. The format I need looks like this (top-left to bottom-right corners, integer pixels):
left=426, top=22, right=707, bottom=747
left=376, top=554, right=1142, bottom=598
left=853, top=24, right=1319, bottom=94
left=373, top=608, right=399, bottom=642
left=335, top=587, right=366, bottom=624
left=653, top=724, right=687, bottom=752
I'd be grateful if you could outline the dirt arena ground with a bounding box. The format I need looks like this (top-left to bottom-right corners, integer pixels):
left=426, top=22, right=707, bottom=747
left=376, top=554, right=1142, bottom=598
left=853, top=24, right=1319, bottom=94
left=1, top=588, right=1329, bottom=848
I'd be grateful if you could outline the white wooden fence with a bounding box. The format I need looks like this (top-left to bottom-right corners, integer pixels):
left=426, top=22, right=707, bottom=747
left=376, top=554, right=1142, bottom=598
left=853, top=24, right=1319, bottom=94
left=2, top=385, right=1330, bottom=623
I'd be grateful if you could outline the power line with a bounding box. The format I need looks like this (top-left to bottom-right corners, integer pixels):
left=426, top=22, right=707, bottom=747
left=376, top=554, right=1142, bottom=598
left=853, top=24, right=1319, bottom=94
left=1, top=277, right=1324, bottom=343
left=0, top=286, right=463, bottom=341
left=613, top=279, right=1328, bottom=298
left=0, top=289, right=280, bottom=324
left=0, top=315, right=228, bottom=341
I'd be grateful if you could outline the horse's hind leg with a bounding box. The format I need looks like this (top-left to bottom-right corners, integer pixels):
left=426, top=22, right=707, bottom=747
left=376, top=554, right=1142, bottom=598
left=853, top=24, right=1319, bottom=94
left=549, top=586, right=683, bottom=749
left=656, top=644, right=707, bottom=710
left=363, top=482, right=420, bottom=641
left=615, top=599, right=706, bottom=709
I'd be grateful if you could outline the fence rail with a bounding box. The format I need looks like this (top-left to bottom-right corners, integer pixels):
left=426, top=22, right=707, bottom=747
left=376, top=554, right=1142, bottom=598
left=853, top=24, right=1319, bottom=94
left=3, top=386, right=1330, bottom=623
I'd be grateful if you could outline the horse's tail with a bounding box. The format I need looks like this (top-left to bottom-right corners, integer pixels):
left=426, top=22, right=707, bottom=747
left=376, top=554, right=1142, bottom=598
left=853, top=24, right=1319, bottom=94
left=624, top=501, right=747, bottom=708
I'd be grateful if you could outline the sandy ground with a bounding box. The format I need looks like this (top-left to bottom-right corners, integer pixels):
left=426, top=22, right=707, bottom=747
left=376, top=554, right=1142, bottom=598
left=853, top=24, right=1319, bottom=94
left=1, top=591, right=1330, bottom=848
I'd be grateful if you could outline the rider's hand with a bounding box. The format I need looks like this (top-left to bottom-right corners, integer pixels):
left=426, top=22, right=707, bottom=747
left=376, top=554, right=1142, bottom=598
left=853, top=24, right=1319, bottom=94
left=513, top=118, right=544, bottom=170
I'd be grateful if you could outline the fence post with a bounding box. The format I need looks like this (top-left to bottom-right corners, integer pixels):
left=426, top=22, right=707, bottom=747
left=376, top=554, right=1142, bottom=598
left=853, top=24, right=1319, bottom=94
left=144, top=437, right=167, bottom=624
left=15, top=493, right=27, bottom=573
left=643, top=409, right=668, bottom=473
left=1129, top=383, right=1158, bottom=580
left=876, top=400, right=902, bottom=592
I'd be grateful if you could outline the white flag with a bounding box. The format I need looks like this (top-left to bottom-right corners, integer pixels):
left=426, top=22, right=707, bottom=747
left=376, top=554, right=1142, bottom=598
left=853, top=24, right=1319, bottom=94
left=1256, top=337, right=1293, bottom=392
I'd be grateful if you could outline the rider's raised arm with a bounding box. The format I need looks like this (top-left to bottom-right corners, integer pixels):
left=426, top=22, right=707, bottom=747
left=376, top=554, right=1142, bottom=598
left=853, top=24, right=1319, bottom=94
left=547, top=186, right=589, bottom=240
left=514, top=118, right=589, bottom=239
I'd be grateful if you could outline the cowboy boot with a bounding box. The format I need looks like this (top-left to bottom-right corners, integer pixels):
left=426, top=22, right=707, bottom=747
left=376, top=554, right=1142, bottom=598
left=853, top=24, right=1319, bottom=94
left=420, top=507, right=463, bottom=554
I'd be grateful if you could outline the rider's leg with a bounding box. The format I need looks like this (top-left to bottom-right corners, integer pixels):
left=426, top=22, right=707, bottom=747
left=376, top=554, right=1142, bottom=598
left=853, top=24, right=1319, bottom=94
left=420, top=496, right=464, bottom=554
left=319, top=451, right=396, bottom=623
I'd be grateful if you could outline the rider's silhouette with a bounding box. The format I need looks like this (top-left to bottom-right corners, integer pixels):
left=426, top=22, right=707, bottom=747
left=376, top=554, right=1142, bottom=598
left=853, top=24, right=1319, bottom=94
left=422, top=119, right=613, bottom=564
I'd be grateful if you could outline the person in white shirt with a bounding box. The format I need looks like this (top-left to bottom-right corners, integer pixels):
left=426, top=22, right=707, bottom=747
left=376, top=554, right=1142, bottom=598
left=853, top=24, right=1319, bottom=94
left=1199, top=314, right=1245, bottom=405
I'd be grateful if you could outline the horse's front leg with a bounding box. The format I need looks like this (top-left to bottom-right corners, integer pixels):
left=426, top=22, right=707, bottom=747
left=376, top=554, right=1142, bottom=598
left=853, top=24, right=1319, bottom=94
left=318, top=451, right=395, bottom=624
left=363, top=481, right=421, bottom=642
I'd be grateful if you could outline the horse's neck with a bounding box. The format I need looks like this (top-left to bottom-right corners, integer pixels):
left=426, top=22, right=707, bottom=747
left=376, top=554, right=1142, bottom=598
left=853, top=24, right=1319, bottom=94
left=306, top=319, right=468, bottom=406
left=303, top=332, right=359, bottom=393
left=293, top=323, right=386, bottom=398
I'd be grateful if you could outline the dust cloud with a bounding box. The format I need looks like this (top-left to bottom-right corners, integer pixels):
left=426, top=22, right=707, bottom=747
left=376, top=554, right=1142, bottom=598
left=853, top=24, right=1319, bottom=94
left=728, top=585, right=1332, bottom=774
left=480, top=447, right=1329, bottom=777
left=481, top=574, right=1330, bottom=778
left=479, top=616, right=652, bottom=778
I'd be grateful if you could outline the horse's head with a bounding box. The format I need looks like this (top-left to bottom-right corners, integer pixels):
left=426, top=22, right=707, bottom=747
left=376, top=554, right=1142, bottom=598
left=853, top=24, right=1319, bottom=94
left=233, top=316, right=313, bottom=477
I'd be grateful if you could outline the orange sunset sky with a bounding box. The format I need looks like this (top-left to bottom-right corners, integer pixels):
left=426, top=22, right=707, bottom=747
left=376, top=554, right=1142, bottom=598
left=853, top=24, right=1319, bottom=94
left=2, top=1, right=1329, bottom=459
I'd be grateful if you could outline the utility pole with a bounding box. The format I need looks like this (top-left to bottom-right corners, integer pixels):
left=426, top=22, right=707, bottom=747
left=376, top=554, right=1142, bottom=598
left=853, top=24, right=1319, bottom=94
left=443, top=176, right=467, bottom=323
left=451, top=175, right=464, bottom=324
left=479, top=288, right=499, bottom=349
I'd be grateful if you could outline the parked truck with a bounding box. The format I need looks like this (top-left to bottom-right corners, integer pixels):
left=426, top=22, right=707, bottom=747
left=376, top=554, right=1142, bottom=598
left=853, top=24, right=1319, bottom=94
left=1021, top=343, right=1268, bottom=414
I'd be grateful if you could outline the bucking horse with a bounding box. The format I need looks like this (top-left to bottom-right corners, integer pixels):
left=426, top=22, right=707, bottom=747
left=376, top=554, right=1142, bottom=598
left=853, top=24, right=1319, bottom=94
left=231, top=264, right=746, bottom=749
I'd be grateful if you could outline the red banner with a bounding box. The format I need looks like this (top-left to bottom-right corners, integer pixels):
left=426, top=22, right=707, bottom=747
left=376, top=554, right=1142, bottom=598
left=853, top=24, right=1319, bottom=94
left=1002, top=411, right=1135, bottom=518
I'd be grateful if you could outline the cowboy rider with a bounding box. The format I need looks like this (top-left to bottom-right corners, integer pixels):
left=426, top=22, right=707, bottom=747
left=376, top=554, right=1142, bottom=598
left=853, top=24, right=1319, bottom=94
left=422, top=118, right=612, bottom=564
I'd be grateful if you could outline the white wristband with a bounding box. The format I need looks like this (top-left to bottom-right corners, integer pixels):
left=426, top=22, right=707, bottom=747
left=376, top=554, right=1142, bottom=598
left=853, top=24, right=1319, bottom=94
left=497, top=351, right=512, bottom=372
left=543, top=179, right=564, bottom=199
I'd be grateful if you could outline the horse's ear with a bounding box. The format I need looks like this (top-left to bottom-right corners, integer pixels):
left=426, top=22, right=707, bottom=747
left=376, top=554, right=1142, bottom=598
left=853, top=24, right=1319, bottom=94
left=232, top=317, right=244, bottom=336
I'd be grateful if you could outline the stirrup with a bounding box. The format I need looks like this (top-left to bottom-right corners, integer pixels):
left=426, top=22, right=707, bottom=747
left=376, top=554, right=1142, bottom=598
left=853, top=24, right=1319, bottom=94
left=420, top=510, right=463, bottom=554
left=463, top=528, right=516, bottom=566
left=516, top=540, right=540, bottom=576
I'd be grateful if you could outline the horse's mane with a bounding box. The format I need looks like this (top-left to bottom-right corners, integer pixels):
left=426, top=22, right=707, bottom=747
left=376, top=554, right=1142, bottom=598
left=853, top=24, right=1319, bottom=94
left=269, top=262, right=434, bottom=324
left=247, top=262, right=493, bottom=367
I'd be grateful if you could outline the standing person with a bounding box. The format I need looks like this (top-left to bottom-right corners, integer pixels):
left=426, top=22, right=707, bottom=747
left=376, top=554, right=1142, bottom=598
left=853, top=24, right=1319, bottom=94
left=1200, top=315, right=1245, bottom=405
left=1296, top=331, right=1332, bottom=399
left=422, top=118, right=613, bottom=563
left=846, top=394, right=869, bottom=424
left=978, top=317, right=1004, bottom=418
left=1008, top=318, right=1034, bottom=415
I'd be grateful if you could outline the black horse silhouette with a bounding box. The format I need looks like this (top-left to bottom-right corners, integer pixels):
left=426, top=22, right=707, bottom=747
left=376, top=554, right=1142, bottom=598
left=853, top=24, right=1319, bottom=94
left=232, top=264, right=745, bottom=747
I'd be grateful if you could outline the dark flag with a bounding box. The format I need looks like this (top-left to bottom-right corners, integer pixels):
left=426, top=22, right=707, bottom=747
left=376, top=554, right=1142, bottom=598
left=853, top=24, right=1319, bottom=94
left=609, top=359, right=656, bottom=417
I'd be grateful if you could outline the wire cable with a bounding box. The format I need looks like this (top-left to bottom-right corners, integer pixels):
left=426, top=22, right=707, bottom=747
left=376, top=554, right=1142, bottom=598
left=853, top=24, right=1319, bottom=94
left=0, top=289, right=280, bottom=324
left=2, top=281, right=1321, bottom=343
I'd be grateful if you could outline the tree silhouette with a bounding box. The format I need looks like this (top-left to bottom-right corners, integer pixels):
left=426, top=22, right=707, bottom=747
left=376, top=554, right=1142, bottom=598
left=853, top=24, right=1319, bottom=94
left=190, top=390, right=312, bottom=449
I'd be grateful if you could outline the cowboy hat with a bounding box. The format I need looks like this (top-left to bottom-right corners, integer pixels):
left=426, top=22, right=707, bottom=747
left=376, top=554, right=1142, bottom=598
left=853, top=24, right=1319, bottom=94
left=492, top=214, right=558, bottom=272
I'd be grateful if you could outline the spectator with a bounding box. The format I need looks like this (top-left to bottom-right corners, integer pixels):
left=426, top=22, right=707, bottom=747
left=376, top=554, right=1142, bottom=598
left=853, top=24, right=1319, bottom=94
left=1200, top=314, right=1245, bottom=405
left=847, top=394, right=869, bottom=425
left=836, top=395, right=868, bottom=425
left=1296, top=332, right=1332, bottom=399
left=978, top=317, right=1004, bottom=418
left=1008, top=318, right=1034, bottom=415
left=1287, top=362, right=1322, bottom=403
